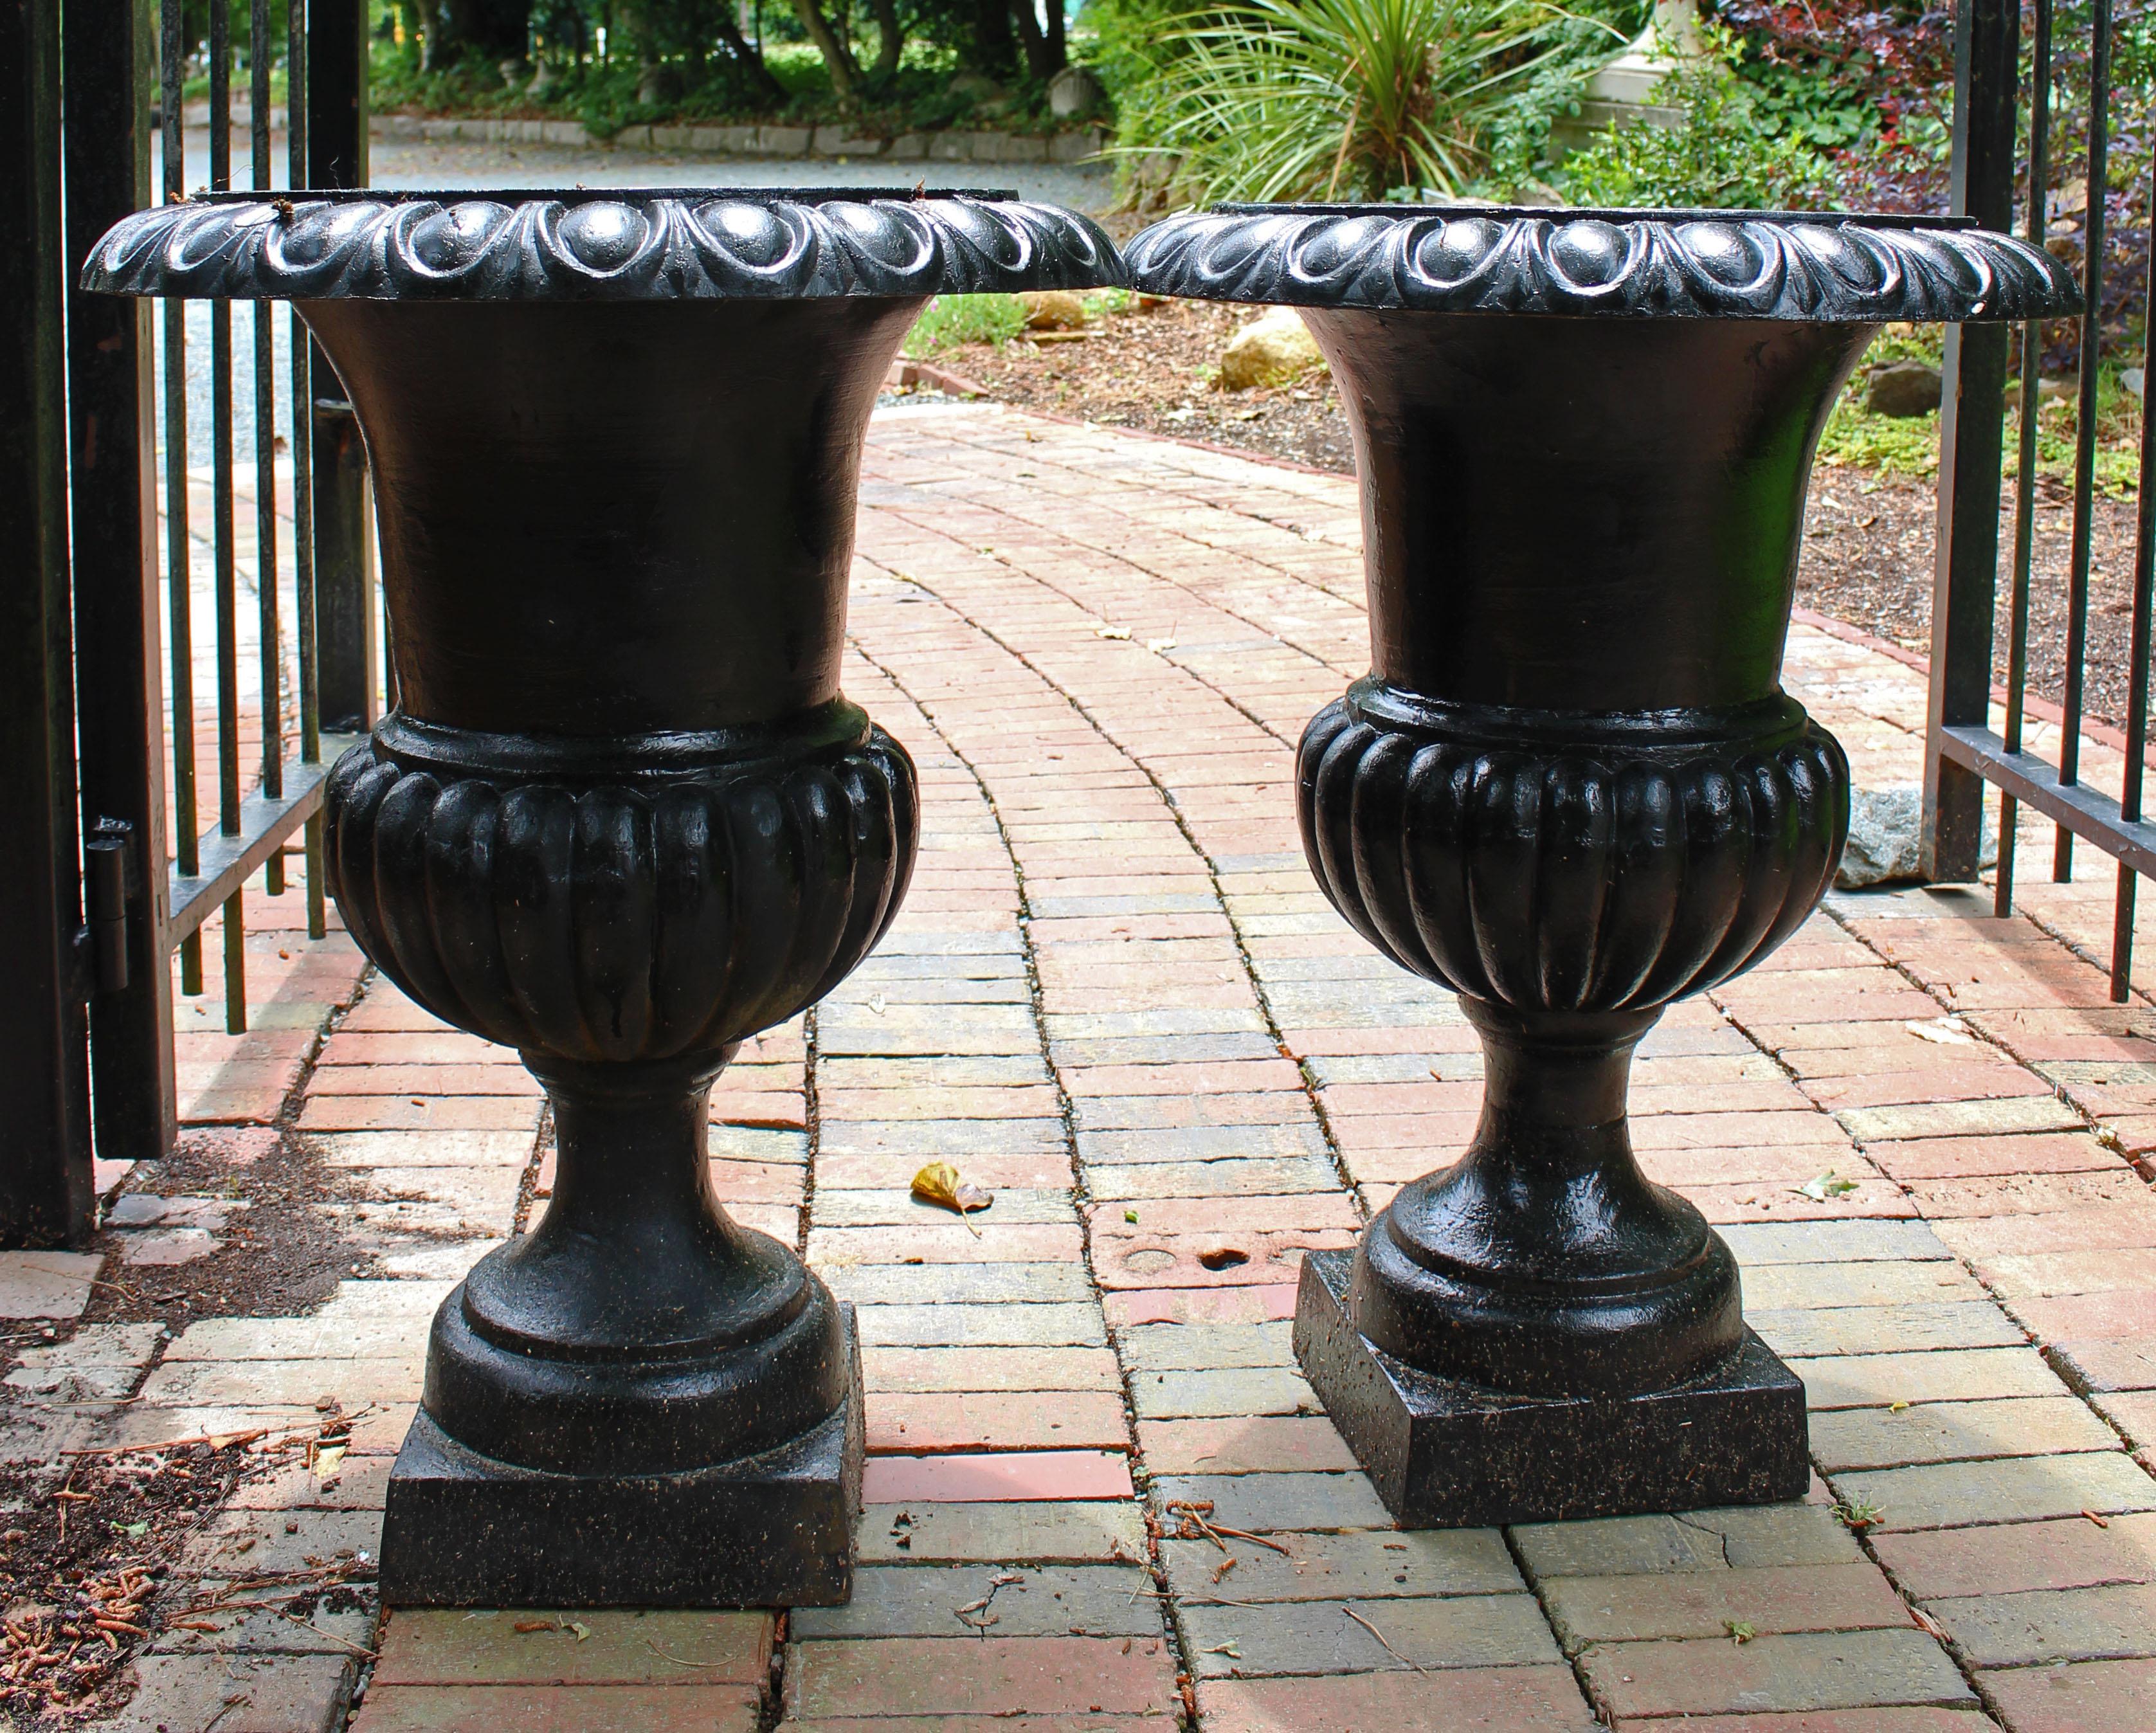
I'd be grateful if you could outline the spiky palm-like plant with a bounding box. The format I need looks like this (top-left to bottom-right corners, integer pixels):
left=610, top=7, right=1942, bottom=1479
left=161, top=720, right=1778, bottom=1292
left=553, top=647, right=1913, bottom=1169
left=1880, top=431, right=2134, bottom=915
left=1132, top=0, right=1572, bottom=204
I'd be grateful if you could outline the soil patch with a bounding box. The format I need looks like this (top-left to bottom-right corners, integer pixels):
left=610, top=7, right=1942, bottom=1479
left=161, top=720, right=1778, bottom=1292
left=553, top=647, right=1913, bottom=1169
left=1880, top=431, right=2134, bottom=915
left=75, top=1127, right=381, bottom=1341
left=0, top=1442, right=255, bottom=1721
left=933, top=304, right=2148, bottom=727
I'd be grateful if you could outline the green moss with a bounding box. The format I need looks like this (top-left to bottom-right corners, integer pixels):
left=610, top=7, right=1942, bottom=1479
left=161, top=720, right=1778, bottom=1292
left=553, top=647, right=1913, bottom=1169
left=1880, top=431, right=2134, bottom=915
left=903, top=295, right=1028, bottom=358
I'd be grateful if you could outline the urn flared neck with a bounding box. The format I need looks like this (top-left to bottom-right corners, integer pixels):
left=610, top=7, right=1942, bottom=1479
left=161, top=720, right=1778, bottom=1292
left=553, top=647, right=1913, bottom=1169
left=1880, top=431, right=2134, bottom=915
left=1305, top=311, right=1874, bottom=711
left=302, top=295, right=919, bottom=737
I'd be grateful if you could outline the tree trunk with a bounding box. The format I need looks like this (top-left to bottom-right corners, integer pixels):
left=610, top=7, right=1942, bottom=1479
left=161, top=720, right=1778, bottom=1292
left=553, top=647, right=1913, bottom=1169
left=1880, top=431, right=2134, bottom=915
left=791, top=0, right=861, bottom=104
left=867, top=0, right=903, bottom=82
left=972, top=0, right=1014, bottom=75
left=431, top=0, right=530, bottom=64
left=1045, top=0, right=1064, bottom=74
left=712, top=5, right=788, bottom=102
left=1010, top=0, right=1060, bottom=80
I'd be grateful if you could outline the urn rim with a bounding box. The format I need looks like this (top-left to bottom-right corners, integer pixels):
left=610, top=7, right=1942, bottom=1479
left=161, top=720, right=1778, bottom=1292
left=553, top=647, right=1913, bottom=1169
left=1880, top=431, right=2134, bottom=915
left=1124, top=202, right=2079, bottom=322
left=82, top=185, right=1127, bottom=302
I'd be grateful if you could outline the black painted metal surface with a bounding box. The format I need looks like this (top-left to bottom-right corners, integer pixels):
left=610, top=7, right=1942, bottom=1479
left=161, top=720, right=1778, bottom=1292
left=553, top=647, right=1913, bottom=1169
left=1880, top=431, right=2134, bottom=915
left=1130, top=205, right=2078, bottom=1526
left=0, top=0, right=95, bottom=1247
left=88, top=186, right=1119, bottom=1604
left=64, top=0, right=176, bottom=1169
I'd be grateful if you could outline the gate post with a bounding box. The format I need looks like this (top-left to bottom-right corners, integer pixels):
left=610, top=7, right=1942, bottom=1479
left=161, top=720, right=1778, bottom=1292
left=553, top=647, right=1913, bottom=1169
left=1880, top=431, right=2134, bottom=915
left=67, top=0, right=176, bottom=1168
left=309, top=0, right=379, bottom=734
left=1923, top=0, right=2020, bottom=878
left=0, top=0, right=95, bottom=1246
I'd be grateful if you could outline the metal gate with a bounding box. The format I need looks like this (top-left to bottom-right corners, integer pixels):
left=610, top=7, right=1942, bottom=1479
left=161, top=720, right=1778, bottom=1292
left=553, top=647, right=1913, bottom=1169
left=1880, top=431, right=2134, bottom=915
left=1, top=0, right=376, bottom=1248
left=1926, top=0, right=2156, bottom=1000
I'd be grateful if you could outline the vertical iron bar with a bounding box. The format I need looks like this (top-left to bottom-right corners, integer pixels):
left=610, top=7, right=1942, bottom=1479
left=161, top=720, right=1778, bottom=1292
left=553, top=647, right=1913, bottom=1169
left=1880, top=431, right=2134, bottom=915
left=291, top=0, right=325, bottom=941
left=211, top=0, right=247, bottom=1034
left=1998, top=0, right=2053, bottom=918
left=252, top=0, right=283, bottom=905
left=1924, top=0, right=2020, bottom=878
left=309, top=0, right=376, bottom=739
left=2055, top=0, right=2110, bottom=880
left=2108, top=238, right=2156, bottom=999
left=162, top=0, right=201, bottom=997
left=0, top=0, right=95, bottom=1244
left=67, top=0, right=177, bottom=1166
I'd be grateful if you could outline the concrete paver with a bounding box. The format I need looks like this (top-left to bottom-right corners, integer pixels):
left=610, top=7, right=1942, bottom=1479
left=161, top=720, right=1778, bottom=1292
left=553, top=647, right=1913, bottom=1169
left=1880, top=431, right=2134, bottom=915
left=22, top=401, right=2156, bottom=1730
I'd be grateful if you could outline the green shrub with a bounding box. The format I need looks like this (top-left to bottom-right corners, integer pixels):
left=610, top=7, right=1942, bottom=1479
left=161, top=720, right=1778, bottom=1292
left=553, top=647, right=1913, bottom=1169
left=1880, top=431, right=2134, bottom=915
left=1115, top=0, right=1575, bottom=204
left=1554, top=23, right=1834, bottom=209
left=903, top=294, right=1028, bottom=356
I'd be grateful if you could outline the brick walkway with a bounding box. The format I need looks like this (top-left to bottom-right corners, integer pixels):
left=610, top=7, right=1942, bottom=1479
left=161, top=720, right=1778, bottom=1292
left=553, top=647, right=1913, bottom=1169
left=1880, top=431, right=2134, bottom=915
left=15, top=404, right=2156, bottom=1730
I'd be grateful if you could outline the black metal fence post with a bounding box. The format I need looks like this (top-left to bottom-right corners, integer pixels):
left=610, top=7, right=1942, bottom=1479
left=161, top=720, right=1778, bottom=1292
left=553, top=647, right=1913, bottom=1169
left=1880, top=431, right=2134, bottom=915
left=66, top=0, right=177, bottom=1168
left=1, top=0, right=96, bottom=1245
left=1923, top=0, right=2020, bottom=880
left=309, top=0, right=378, bottom=737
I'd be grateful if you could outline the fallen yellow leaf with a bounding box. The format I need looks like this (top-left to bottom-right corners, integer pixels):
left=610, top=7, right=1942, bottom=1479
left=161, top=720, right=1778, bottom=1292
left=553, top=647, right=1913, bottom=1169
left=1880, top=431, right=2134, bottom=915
left=911, top=1162, right=994, bottom=1236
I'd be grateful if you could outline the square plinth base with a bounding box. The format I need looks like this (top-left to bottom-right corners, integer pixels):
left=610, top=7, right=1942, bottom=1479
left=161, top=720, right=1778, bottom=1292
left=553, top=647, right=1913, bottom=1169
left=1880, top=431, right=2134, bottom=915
left=1294, top=1249, right=1808, bottom=1527
left=381, top=1310, right=864, bottom=1608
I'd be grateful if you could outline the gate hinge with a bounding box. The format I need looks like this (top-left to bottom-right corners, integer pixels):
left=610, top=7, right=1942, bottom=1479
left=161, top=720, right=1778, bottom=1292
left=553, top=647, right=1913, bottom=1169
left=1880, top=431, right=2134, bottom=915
left=82, top=817, right=133, bottom=997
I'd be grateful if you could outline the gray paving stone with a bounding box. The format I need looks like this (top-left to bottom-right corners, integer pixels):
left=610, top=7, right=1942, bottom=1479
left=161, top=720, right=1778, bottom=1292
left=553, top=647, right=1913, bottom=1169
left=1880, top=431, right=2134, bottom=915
left=1810, top=1396, right=2120, bottom=1472
left=1131, top=1366, right=1314, bottom=1419
left=147, top=1593, right=377, bottom=1659
left=825, top=1262, right=1094, bottom=1305
left=311, top=1129, right=533, bottom=1168
left=1932, top=1582, right=2156, bottom=1665
left=1512, top=1513, right=1717, bottom=1579
left=709, top=1125, right=808, bottom=1163
left=1577, top=1628, right=1973, bottom=1717
left=1751, top=1302, right=2025, bottom=1359
left=1078, top=1125, right=1328, bottom=1163
left=1719, top=1219, right=1957, bottom=1264
left=1152, top=1472, right=1393, bottom=1534
left=854, top=1302, right=1106, bottom=1347
left=1514, top=1504, right=1859, bottom=1579
left=1085, top=1159, right=1341, bottom=1200
left=1180, top=1594, right=1557, bottom=1677
left=140, top=1356, right=422, bottom=1408
left=1744, top=1260, right=1985, bottom=1310
left=181, top=1507, right=384, bottom=1576
left=1833, top=1451, right=2156, bottom=1530
left=107, top=1653, right=353, bottom=1733
left=1791, top=1347, right=2071, bottom=1410
left=1053, top=1034, right=1281, bottom=1066
left=1678, top=1503, right=1867, bottom=1568
left=1838, top=1096, right=2083, bottom=1141
left=1161, top=1530, right=1519, bottom=1602
left=812, top=1187, right=1076, bottom=1226
left=1119, top=1323, right=1295, bottom=1372
left=0, top=1249, right=104, bottom=1318
left=818, top=1118, right=1064, bottom=1156
left=1542, top=1563, right=1908, bottom=1649
left=792, top=1564, right=1158, bottom=1637
left=857, top=1500, right=1149, bottom=1565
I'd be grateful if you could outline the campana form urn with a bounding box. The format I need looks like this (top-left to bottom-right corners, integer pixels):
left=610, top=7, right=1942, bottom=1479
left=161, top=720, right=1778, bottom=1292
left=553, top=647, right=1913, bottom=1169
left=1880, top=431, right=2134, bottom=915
left=87, top=186, right=1124, bottom=1602
left=1128, top=204, right=2076, bottom=1525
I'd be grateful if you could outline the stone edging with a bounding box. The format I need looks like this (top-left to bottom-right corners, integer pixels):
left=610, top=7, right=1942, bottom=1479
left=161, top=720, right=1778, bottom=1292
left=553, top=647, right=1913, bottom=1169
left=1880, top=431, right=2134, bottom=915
left=182, top=104, right=1108, bottom=165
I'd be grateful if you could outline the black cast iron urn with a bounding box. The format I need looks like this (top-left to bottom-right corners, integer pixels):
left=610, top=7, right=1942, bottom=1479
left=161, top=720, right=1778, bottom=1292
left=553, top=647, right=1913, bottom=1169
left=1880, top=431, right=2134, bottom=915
left=87, top=187, right=1124, bottom=1604
left=1127, top=204, right=2076, bottom=1526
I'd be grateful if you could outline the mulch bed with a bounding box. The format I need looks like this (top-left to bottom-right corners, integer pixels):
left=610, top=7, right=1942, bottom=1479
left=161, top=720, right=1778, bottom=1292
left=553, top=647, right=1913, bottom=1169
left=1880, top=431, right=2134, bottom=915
left=926, top=298, right=2148, bottom=727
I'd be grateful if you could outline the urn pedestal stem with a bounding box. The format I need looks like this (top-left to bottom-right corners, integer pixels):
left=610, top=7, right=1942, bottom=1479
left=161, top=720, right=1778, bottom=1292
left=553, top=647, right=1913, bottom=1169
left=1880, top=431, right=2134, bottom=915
left=1128, top=202, right=2079, bottom=1527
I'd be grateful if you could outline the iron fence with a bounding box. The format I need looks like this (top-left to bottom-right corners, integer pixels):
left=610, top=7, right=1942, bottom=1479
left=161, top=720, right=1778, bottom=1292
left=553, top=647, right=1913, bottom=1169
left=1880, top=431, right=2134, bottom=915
left=1926, top=0, right=2156, bottom=1001
left=1, top=0, right=375, bottom=1246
